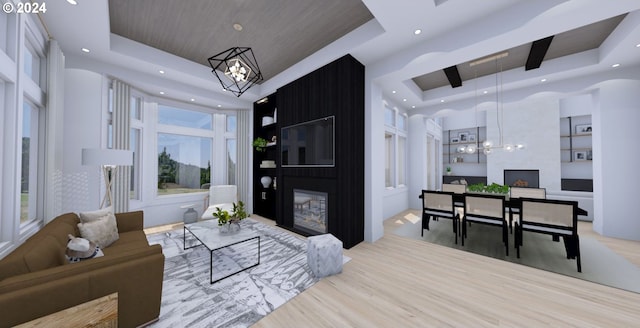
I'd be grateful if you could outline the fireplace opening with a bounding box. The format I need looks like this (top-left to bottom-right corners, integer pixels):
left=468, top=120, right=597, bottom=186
left=293, top=189, right=328, bottom=235
left=504, top=170, right=539, bottom=188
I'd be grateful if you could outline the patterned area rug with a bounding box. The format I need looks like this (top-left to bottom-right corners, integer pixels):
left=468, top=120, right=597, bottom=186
left=146, top=218, right=321, bottom=328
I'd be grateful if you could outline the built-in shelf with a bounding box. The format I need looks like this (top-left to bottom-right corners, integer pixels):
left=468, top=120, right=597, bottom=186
left=443, top=126, right=486, bottom=165
left=560, top=115, right=593, bottom=191
left=253, top=94, right=278, bottom=220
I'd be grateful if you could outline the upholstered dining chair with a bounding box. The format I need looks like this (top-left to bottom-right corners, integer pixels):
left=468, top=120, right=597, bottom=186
left=463, top=193, right=509, bottom=256
left=508, top=187, right=546, bottom=232
left=201, top=185, right=238, bottom=220
left=442, top=183, right=466, bottom=213
left=515, top=198, right=581, bottom=272
left=421, top=190, right=460, bottom=244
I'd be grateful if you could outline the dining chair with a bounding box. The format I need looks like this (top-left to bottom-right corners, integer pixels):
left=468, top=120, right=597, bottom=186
left=515, top=198, right=581, bottom=272
left=421, top=190, right=459, bottom=244
left=442, top=183, right=466, bottom=215
left=463, top=193, right=509, bottom=256
left=508, top=187, right=546, bottom=232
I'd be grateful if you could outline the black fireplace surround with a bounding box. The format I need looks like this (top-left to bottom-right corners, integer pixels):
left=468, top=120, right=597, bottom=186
left=504, top=169, right=540, bottom=188
left=270, top=55, right=365, bottom=249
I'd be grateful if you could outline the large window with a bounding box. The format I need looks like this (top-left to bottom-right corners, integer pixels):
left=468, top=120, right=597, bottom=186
left=21, top=101, right=41, bottom=224
left=157, top=105, right=214, bottom=195
left=129, top=94, right=143, bottom=200
left=157, top=133, right=211, bottom=194
left=384, top=104, right=407, bottom=189
left=1, top=13, right=47, bottom=254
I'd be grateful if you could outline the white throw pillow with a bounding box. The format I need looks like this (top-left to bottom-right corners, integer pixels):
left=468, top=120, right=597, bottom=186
left=79, top=206, right=114, bottom=223
left=77, top=214, right=119, bottom=248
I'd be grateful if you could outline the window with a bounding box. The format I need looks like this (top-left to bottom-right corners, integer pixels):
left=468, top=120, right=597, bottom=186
left=385, top=133, right=394, bottom=188
left=23, top=38, right=45, bottom=87
left=227, top=139, right=236, bottom=185
left=158, top=105, right=212, bottom=130
left=157, top=133, right=211, bottom=194
left=0, top=13, right=47, bottom=255
left=227, top=115, right=237, bottom=133
left=130, top=128, right=141, bottom=200
left=21, top=100, right=41, bottom=225
left=383, top=104, right=408, bottom=189
left=384, top=107, right=395, bottom=127
left=1, top=10, right=17, bottom=59
left=397, top=136, right=406, bottom=186
left=398, top=114, right=407, bottom=131
left=131, top=96, right=141, bottom=120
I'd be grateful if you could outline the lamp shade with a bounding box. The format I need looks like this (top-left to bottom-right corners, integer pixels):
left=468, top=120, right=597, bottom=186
left=82, top=148, right=133, bottom=166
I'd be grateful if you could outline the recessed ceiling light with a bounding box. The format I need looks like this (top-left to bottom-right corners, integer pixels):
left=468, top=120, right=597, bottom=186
left=217, top=105, right=222, bottom=108
left=411, top=105, right=416, bottom=109
left=190, top=98, right=195, bottom=102
left=483, top=90, right=488, bottom=94
left=414, top=29, right=422, bottom=35
left=159, top=91, right=165, bottom=95
left=159, top=70, right=165, bottom=74
left=440, top=99, right=445, bottom=103
left=81, top=48, right=90, bottom=53
left=612, top=63, right=620, bottom=68
left=540, top=78, right=547, bottom=82
left=67, top=0, right=77, bottom=5
left=392, top=90, right=396, bottom=94
left=636, top=43, right=640, bottom=48
left=403, top=98, right=407, bottom=102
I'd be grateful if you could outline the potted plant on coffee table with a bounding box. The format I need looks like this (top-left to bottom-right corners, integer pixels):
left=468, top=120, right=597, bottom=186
left=212, top=201, right=247, bottom=233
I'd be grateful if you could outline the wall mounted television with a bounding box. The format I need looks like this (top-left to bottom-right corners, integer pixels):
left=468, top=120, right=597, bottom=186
left=281, top=116, right=335, bottom=167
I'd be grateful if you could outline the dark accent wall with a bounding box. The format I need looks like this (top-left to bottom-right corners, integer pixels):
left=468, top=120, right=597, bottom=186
left=275, top=54, right=364, bottom=248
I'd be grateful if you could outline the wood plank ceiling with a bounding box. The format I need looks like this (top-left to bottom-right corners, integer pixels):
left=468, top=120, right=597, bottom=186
left=108, top=0, right=373, bottom=82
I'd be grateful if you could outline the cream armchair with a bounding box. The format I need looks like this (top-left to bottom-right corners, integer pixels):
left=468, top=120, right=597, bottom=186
left=201, top=185, right=238, bottom=220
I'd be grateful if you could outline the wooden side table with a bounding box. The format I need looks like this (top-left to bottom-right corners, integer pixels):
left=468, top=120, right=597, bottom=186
left=16, top=293, right=118, bottom=328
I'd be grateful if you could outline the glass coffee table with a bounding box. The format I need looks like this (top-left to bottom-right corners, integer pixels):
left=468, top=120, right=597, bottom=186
left=183, top=220, right=260, bottom=284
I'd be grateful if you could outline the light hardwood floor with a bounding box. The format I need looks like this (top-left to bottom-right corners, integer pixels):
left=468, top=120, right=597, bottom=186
left=249, top=211, right=640, bottom=328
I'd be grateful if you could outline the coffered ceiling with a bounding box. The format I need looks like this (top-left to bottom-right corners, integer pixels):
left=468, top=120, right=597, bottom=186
left=412, top=15, right=626, bottom=92
left=39, top=0, right=640, bottom=109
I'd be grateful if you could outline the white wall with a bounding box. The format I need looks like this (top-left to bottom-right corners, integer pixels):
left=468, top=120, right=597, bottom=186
left=592, top=78, right=640, bottom=240
left=62, top=69, right=105, bottom=213
left=364, top=77, right=385, bottom=242
left=408, top=115, right=443, bottom=210
left=486, top=100, right=561, bottom=190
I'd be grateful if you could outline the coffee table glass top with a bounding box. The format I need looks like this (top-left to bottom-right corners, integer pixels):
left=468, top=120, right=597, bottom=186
left=184, top=219, right=259, bottom=251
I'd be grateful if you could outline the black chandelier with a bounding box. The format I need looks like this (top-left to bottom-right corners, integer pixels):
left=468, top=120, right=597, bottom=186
left=208, top=46, right=263, bottom=97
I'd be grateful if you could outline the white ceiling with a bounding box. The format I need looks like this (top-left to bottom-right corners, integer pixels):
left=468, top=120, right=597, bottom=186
left=40, top=0, right=640, bottom=112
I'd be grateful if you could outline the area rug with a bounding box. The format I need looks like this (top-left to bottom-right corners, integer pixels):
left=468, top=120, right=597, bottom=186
left=146, top=218, right=341, bottom=328
left=393, top=211, right=640, bottom=293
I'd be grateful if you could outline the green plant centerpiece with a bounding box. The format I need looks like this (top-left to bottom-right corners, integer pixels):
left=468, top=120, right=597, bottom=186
left=252, top=137, right=268, bottom=152
left=212, top=201, right=247, bottom=232
left=467, top=182, right=509, bottom=194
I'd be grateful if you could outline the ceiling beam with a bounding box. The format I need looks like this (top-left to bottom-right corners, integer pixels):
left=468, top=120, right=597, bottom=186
left=443, top=65, right=462, bottom=88
left=525, top=36, right=554, bottom=71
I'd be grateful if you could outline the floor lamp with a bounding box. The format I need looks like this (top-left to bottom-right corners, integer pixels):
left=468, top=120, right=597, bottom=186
left=82, top=148, right=133, bottom=209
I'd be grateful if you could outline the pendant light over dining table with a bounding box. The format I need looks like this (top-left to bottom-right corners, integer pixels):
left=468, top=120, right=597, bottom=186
left=208, top=23, right=263, bottom=97
left=466, top=51, right=525, bottom=155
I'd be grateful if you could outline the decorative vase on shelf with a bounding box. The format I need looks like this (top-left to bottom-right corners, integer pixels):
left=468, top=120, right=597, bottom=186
left=260, top=176, right=272, bottom=188
left=262, top=116, right=274, bottom=126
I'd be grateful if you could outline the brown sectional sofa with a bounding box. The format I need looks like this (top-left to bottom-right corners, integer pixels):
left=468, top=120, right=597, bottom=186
left=0, top=211, right=165, bottom=327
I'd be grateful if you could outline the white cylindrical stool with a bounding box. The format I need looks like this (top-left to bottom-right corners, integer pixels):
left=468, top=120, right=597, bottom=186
left=306, top=233, right=343, bottom=278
